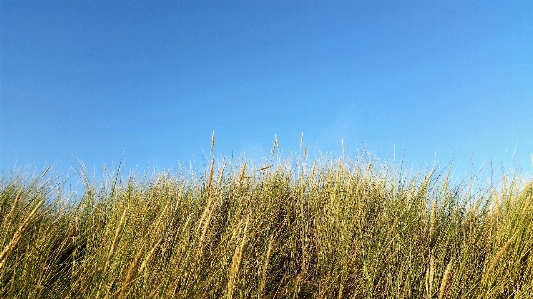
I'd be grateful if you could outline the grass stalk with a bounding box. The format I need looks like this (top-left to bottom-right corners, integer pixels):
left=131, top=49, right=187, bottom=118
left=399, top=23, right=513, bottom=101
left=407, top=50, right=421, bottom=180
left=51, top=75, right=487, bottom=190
left=0, top=197, right=45, bottom=271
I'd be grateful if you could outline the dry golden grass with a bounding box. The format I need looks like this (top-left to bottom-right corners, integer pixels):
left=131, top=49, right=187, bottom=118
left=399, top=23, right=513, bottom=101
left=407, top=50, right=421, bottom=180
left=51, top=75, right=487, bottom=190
left=1, top=152, right=533, bottom=298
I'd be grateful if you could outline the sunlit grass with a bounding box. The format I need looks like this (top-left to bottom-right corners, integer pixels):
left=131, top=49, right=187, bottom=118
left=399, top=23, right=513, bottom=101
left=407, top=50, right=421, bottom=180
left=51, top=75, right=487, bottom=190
left=1, top=151, right=532, bottom=298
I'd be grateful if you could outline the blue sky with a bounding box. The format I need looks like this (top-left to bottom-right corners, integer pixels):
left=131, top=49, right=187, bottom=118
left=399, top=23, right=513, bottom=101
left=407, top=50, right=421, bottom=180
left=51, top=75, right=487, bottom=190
left=1, top=1, right=532, bottom=179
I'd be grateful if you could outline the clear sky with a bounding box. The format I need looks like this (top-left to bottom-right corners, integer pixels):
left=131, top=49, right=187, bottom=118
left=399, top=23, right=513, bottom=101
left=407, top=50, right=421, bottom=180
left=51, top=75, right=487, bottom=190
left=1, top=1, right=532, bottom=179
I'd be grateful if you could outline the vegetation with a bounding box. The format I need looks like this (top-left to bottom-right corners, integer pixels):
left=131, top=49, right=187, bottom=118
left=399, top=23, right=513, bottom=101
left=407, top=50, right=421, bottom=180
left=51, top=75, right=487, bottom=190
left=1, top=147, right=533, bottom=298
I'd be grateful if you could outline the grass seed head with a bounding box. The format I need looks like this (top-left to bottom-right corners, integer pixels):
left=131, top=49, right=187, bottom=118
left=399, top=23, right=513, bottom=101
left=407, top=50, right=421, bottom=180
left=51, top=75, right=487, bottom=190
left=438, top=258, right=454, bottom=299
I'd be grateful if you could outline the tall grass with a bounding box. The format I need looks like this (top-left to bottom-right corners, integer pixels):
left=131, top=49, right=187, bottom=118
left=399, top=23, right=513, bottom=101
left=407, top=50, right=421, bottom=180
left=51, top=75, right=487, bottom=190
left=1, top=153, right=532, bottom=298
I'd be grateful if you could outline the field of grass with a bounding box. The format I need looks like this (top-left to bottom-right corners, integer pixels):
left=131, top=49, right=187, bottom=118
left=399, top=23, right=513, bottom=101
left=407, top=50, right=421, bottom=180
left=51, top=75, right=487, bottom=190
left=1, top=151, right=533, bottom=298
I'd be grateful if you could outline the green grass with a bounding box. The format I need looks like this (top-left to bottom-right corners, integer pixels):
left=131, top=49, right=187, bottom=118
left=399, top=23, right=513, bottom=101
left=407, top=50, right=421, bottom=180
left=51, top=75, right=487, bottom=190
left=1, top=153, right=532, bottom=298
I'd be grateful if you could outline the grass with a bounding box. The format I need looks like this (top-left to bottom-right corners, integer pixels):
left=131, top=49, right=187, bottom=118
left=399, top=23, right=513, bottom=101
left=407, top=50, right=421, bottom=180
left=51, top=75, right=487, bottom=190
left=1, top=151, right=533, bottom=298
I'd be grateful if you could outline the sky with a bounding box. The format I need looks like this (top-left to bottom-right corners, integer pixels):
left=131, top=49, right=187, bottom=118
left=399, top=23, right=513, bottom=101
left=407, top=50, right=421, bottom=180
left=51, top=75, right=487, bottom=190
left=1, top=1, right=532, bottom=181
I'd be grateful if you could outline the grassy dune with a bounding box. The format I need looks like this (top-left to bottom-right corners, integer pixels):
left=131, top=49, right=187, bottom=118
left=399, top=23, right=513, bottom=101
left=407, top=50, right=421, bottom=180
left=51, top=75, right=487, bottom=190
left=1, top=154, right=533, bottom=298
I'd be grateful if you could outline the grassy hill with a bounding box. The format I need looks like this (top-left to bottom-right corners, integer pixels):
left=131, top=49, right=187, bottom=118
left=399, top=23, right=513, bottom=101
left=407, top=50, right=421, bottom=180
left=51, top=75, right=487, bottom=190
left=1, top=155, right=532, bottom=298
